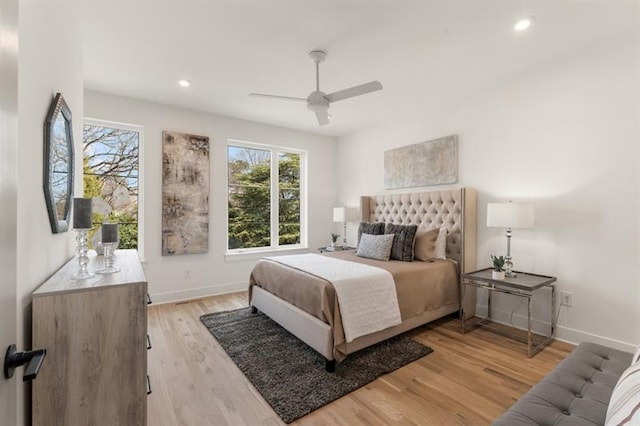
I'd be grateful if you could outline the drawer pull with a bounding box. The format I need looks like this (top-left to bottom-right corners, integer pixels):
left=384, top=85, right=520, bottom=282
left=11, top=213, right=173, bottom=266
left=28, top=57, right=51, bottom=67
left=147, top=334, right=152, bottom=350
left=146, top=374, right=152, bottom=395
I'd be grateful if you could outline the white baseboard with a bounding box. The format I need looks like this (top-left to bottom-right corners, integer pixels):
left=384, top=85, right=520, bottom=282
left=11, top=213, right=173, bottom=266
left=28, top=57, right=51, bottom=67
left=476, top=303, right=635, bottom=353
left=148, top=288, right=635, bottom=353
left=150, top=281, right=248, bottom=305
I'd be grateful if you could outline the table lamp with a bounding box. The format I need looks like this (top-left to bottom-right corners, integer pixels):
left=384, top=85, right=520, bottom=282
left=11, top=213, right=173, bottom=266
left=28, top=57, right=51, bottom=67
left=333, top=207, right=347, bottom=248
left=487, top=201, right=534, bottom=277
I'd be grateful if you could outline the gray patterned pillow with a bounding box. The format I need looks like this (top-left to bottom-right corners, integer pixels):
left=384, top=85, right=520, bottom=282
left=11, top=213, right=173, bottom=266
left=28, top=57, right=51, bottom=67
left=357, top=222, right=385, bottom=247
left=356, top=233, right=394, bottom=261
left=385, top=223, right=418, bottom=262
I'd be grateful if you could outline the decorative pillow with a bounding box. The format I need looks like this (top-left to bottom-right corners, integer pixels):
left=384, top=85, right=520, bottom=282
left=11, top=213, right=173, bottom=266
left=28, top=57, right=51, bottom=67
left=357, top=222, right=385, bottom=247
left=605, top=361, right=640, bottom=425
left=414, top=227, right=439, bottom=261
left=356, top=233, right=394, bottom=261
left=435, top=226, right=448, bottom=259
left=385, top=223, right=418, bottom=262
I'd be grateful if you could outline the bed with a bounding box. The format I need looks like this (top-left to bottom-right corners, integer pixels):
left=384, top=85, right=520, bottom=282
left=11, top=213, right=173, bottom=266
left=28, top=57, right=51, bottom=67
left=249, top=188, right=477, bottom=370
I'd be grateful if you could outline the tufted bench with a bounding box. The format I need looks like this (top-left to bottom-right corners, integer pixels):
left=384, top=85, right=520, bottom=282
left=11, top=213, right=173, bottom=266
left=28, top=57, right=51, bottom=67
left=494, top=342, right=633, bottom=425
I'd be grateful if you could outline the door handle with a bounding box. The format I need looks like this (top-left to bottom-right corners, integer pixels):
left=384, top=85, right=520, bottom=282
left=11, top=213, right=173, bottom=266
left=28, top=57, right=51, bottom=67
left=4, top=344, right=47, bottom=381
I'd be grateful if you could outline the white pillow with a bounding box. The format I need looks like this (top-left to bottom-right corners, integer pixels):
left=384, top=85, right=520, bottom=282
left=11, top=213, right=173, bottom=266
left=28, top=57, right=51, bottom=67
left=434, top=226, right=447, bottom=259
left=356, top=233, right=394, bottom=261
left=605, top=360, right=640, bottom=425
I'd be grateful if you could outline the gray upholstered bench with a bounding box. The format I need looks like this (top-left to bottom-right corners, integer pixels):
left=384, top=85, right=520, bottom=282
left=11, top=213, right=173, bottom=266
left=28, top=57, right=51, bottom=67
left=494, top=342, right=633, bottom=426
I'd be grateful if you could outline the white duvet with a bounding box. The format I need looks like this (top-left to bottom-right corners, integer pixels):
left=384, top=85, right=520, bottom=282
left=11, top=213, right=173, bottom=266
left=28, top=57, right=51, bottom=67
left=265, top=253, right=401, bottom=343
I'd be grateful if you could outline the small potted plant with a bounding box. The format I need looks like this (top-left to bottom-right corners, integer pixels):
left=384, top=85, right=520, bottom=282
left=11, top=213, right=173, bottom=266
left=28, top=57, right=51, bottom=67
left=491, top=255, right=506, bottom=280
left=330, top=233, right=340, bottom=248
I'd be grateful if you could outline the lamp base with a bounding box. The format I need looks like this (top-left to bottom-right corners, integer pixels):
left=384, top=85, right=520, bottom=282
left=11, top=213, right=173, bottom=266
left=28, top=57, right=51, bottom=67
left=343, top=222, right=347, bottom=248
left=504, top=231, right=516, bottom=278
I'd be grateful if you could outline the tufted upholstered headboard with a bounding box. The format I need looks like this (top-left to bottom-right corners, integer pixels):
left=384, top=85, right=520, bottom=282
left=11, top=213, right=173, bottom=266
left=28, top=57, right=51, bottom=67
left=360, top=188, right=477, bottom=317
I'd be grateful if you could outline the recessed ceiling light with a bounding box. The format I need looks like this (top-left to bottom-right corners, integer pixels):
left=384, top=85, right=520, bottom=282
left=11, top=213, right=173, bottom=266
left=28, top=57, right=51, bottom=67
left=514, top=17, right=534, bottom=31
left=177, top=79, right=191, bottom=88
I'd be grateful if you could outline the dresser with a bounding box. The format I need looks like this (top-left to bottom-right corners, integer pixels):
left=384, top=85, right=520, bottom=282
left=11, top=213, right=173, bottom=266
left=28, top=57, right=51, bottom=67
left=32, top=249, right=148, bottom=426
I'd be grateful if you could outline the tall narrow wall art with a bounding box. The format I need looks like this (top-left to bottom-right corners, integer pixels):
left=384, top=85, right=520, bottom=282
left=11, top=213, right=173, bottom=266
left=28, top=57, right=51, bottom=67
left=162, top=131, right=210, bottom=255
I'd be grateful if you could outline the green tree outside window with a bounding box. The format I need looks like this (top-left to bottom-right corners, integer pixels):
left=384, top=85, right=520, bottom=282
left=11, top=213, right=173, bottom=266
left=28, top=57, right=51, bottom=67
left=83, top=124, right=139, bottom=250
left=228, top=145, right=302, bottom=250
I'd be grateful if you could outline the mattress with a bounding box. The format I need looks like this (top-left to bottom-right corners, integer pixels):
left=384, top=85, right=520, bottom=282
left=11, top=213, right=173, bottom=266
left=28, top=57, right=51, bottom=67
left=249, top=250, right=459, bottom=357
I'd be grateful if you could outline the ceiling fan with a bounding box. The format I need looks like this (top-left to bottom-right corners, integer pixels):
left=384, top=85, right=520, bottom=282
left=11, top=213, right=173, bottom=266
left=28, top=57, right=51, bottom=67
left=250, top=50, right=383, bottom=126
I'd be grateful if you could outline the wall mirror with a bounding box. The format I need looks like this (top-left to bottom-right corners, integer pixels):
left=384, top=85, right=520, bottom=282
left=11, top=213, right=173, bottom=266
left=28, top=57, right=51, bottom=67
left=43, top=92, right=74, bottom=233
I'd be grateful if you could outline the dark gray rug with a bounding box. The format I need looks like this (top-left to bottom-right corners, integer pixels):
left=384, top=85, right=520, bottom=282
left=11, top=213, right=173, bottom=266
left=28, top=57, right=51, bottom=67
left=200, top=307, right=433, bottom=423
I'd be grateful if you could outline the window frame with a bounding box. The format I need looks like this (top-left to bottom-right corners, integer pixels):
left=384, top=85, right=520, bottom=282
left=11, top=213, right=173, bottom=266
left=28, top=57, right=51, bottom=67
left=225, top=139, right=307, bottom=255
left=82, top=117, right=145, bottom=260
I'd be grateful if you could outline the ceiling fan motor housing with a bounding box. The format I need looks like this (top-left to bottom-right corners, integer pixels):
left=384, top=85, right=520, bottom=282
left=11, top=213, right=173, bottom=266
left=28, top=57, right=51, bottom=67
left=306, top=91, right=329, bottom=112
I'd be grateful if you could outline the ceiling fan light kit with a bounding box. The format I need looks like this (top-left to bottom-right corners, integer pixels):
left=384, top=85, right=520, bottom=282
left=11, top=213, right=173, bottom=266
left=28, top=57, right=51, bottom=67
left=250, top=50, right=383, bottom=126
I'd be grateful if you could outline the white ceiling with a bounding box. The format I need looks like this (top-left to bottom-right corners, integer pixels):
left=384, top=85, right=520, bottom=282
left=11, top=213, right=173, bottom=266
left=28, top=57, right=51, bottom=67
left=75, top=1, right=637, bottom=137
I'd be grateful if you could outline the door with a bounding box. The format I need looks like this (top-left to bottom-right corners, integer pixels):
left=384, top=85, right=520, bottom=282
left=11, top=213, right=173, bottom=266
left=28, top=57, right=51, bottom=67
left=0, top=0, right=19, bottom=423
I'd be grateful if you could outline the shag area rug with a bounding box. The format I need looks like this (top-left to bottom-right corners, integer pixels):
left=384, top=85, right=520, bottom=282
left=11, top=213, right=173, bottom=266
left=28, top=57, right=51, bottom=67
left=200, top=307, right=433, bottom=423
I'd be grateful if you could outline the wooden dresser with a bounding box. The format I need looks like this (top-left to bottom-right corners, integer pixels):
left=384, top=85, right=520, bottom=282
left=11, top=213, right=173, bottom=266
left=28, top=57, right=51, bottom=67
left=32, top=249, right=148, bottom=426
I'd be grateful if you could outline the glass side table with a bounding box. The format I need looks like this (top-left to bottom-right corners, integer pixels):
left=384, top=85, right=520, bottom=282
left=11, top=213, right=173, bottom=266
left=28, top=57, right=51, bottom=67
left=318, top=246, right=355, bottom=253
left=461, top=267, right=557, bottom=357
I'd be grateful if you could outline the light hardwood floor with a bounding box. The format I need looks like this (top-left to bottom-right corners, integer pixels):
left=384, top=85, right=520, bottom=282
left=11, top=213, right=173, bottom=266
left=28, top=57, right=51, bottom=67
left=147, top=291, right=574, bottom=426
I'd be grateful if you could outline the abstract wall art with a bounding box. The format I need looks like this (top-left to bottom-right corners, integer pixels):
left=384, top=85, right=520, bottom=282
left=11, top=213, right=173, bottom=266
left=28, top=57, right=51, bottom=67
left=384, top=135, right=458, bottom=189
left=162, top=131, right=210, bottom=255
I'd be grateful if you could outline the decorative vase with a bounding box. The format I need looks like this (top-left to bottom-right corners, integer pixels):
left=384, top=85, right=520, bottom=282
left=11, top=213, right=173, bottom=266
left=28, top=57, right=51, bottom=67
left=330, top=241, right=335, bottom=248
left=492, top=270, right=505, bottom=280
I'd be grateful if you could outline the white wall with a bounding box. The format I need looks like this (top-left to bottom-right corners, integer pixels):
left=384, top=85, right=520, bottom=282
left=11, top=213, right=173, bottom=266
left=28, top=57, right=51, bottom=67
left=337, top=40, right=639, bottom=351
left=84, top=91, right=337, bottom=302
left=17, top=1, right=83, bottom=424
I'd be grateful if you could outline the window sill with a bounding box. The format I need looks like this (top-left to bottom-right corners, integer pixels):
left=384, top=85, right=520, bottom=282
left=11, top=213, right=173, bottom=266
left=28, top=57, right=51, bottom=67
left=225, top=246, right=309, bottom=262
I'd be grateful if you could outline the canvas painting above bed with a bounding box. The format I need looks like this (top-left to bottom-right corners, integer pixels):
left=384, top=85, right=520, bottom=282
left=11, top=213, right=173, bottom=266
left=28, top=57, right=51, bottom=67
left=384, top=135, right=458, bottom=189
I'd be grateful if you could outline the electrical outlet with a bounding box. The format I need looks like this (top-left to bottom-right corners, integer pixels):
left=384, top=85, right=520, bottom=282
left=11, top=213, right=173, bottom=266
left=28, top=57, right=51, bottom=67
left=560, top=291, right=573, bottom=307
left=184, top=269, right=191, bottom=280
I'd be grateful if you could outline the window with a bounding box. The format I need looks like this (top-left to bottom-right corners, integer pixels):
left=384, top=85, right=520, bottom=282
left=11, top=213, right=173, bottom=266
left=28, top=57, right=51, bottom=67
left=82, top=119, right=143, bottom=253
left=227, top=141, right=305, bottom=251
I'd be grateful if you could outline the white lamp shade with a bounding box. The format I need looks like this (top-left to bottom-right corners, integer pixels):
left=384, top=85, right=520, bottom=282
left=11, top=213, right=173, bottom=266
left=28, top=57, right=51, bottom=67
left=345, top=207, right=360, bottom=222
left=487, top=202, right=534, bottom=229
left=333, top=207, right=346, bottom=222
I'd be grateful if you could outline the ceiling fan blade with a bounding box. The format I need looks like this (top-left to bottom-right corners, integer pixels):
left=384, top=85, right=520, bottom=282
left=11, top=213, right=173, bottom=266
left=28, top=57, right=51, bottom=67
left=315, top=110, right=330, bottom=126
left=249, top=93, right=307, bottom=102
left=325, top=81, right=383, bottom=103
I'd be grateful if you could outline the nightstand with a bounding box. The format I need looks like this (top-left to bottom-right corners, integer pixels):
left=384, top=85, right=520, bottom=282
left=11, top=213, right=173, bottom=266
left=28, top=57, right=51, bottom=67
left=460, top=267, right=557, bottom=357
